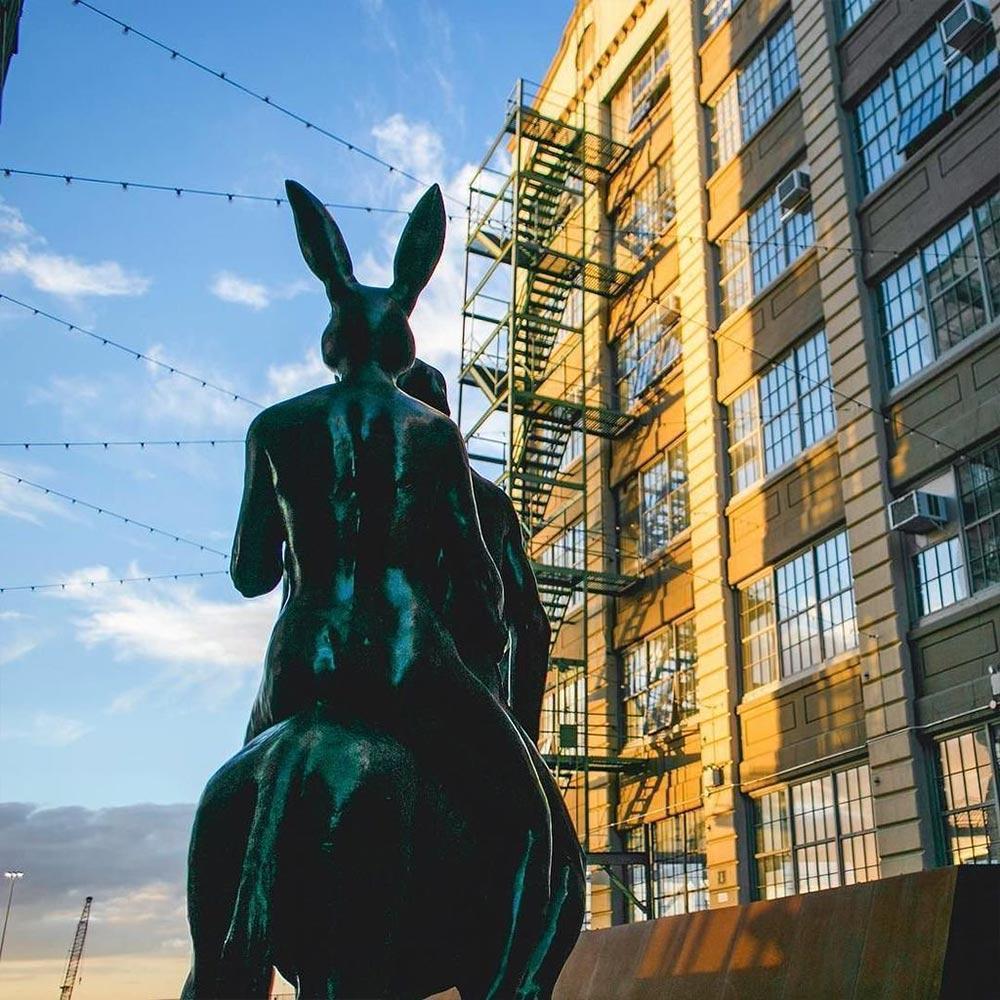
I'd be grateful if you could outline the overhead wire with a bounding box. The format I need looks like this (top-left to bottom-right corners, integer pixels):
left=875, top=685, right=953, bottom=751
left=68, top=0, right=467, bottom=210
left=0, top=167, right=466, bottom=222
left=0, top=569, right=229, bottom=594
left=0, top=469, right=229, bottom=557
left=0, top=438, right=244, bottom=449
left=0, top=292, right=264, bottom=410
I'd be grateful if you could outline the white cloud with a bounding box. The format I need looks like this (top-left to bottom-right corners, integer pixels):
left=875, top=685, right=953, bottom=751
left=0, top=202, right=32, bottom=240
left=52, top=565, right=279, bottom=710
left=0, top=245, right=150, bottom=298
left=0, top=459, right=76, bottom=526
left=210, top=271, right=270, bottom=309
left=0, top=198, right=150, bottom=299
left=265, top=346, right=332, bottom=401
left=0, top=636, right=38, bottom=666
left=210, top=271, right=315, bottom=311
left=7, top=712, right=92, bottom=747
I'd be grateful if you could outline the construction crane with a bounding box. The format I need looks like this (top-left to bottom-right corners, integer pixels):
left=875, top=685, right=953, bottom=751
left=58, top=896, right=92, bottom=1000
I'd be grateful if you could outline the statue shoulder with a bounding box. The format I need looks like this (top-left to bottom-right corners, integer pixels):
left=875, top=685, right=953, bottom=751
left=248, top=385, right=337, bottom=439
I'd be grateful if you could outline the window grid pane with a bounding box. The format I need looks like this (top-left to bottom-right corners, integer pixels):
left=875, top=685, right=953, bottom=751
left=836, top=765, right=880, bottom=885
left=855, top=76, right=901, bottom=194
left=743, top=530, right=858, bottom=691
left=754, top=764, right=880, bottom=899
left=728, top=386, right=763, bottom=492
left=720, top=219, right=752, bottom=316
left=914, top=537, right=968, bottom=615
left=729, top=331, right=834, bottom=492
left=776, top=551, right=821, bottom=677
left=760, top=358, right=801, bottom=471
left=841, top=0, right=878, bottom=31
left=879, top=256, right=933, bottom=386
left=740, top=576, right=777, bottom=689
left=639, top=441, right=689, bottom=557
left=816, top=532, right=859, bottom=656
left=616, top=305, right=682, bottom=410
left=922, top=214, right=987, bottom=355
left=791, top=775, right=841, bottom=893
left=975, top=191, right=1000, bottom=313
left=958, top=443, right=1000, bottom=593
left=854, top=24, right=997, bottom=196
left=937, top=728, right=1000, bottom=866
left=622, top=618, right=699, bottom=741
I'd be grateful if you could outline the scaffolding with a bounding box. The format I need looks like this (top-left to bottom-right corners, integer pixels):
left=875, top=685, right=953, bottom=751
left=457, top=79, right=645, bottom=880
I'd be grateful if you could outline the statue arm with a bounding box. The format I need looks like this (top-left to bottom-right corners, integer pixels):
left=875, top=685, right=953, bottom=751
left=439, top=426, right=507, bottom=665
left=502, top=513, right=551, bottom=743
left=231, top=417, right=284, bottom=598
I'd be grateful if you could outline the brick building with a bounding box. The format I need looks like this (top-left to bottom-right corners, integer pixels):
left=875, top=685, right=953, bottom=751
left=456, top=0, right=1000, bottom=927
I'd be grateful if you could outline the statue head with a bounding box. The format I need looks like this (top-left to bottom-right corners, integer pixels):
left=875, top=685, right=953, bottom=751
left=285, top=180, right=446, bottom=378
left=398, top=357, right=451, bottom=417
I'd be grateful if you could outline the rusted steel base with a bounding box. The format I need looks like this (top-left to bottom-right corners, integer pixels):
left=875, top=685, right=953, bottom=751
left=553, top=866, right=999, bottom=999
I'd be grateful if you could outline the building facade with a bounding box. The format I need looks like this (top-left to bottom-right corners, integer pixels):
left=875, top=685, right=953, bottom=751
left=457, top=0, right=1000, bottom=927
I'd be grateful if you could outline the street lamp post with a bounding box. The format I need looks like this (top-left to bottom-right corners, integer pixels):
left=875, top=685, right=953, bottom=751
left=0, top=871, right=24, bottom=963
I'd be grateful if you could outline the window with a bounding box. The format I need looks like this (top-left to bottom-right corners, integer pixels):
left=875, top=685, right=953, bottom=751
left=753, top=763, right=880, bottom=899
left=614, top=161, right=675, bottom=262
left=611, top=25, right=669, bottom=138
left=538, top=671, right=586, bottom=757
left=727, top=331, right=835, bottom=492
left=617, top=441, right=690, bottom=572
left=958, top=440, right=1000, bottom=592
left=854, top=22, right=998, bottom=195
left=740, top=530, right=858, bottom=691
left=614, top=302, right=681, bottom=409
left=914, top=537, right=969, bottom=615
left=560, top=428, right=584, bottom=470
left=935, top=726, right=1000, bottom=866
left=711, top=17, right=799, bottom=168
left=718, top=175, right=815, bottom=318
left=704, top=0, right=742, bottom=36
left=904, top=438, right=1000, bottom=617
left=623, top=810, right=708, bottom=920
left=840, top=0, right=879, bottom=32
left=537, top=519, right=585, bottom=572
left=878, top=191, right=999, bottom=387
left=640, top=441, right=689, bottom=557
left=622, top=619, right=697, bottom=741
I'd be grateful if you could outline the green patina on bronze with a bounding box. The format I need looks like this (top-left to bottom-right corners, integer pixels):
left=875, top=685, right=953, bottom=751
left=181, top=181, right=584, bottom=999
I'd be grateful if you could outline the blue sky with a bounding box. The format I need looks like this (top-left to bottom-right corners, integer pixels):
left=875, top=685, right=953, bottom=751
left=0, top=1, right=572, bottom=992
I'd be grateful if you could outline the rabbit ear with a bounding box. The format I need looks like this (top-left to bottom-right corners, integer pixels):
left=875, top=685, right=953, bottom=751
left=389, top=184, right=446, bottom=315
left=285, top=180, right=356, bottom=301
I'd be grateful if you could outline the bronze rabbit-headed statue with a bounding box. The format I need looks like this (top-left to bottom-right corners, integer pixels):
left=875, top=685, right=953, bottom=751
left=181, top=180, right=583, bottom=999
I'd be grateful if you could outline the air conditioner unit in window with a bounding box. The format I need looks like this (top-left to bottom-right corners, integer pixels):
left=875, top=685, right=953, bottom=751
left=889, top=491, right=949, bottom=533
left=940, top=1, right=990, bottom=55
left=777, top=169, right=811, bottom=216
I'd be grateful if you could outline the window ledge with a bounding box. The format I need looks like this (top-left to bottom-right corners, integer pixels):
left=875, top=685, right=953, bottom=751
left=716, top=245, right=818, bottom=337
left=909, top=583, right=1000, bottom=640
left=726, top=432, right=839, bottom=514
left=835, top=1, right=885, bottom=47
left=620, top=717, right=699, bottom=754
left=739, top=648, right=862, bottom=709
left=636, top=526, right=693, bottom=573
left=886, top=318, right=1000, bottom=409
left=707, top=87, right=802, bottom=188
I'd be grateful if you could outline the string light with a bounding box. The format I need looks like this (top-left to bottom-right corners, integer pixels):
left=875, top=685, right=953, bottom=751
left=0, top=439, right=244, bottom=450
left=0, top=569, right=229, bottom=594
left=0, top=167, right=466, bottom=222
left=0, top=292, right=263, bottom=410
left=0, top=469, right=229, bottom=557
left=69, top=1, right=467, bottom=210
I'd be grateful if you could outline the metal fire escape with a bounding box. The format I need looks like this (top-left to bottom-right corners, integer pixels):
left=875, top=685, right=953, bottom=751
left=457, top=80, right=644, bottom=862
